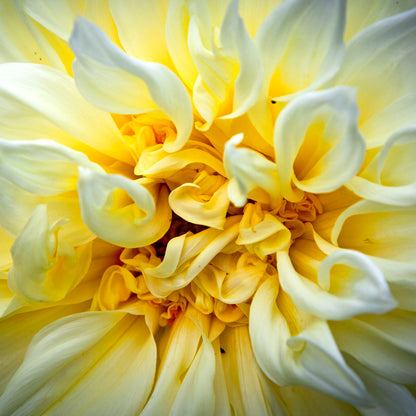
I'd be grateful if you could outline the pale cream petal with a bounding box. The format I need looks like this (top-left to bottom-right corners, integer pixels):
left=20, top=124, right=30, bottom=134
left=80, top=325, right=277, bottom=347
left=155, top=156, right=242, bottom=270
left=22, top=0, right=85, bottom=41
left=0, top=63, right=132, bottom=165
left=109, top=0, right=172, bottom=67
left=70, top=17, right=193, bottom=152
left=220, top=325, right=272, bottom=415
left=275, top=87, right=365, bottom=201
left=345, top=0, right=416, bottom=42
left=0, top=311, right=154, bottom=416
left=0, top=0, right=49, bottom=65
left=255, top=0, right=346, bottom=100
left=43, top=317, right=156, bottom=416
left=8, top=205, right=92, bottom=303
left=278, top=384, right=360, bottom=416
left=0, top=303, right=88, bottom=395
left=169, top=332, right=216, bottom=416
left=332, top=201, right=416, bottom=263
left=238, top=0, right=283, bottom=37
left=332, top=8, right=416, bottom=147
left=249, top=279, right=370, bottom=406
left=0, top=139, right=102, bottom=196
left=0, top=176, right=94, bottom=246
left=346, top=355, right=416, bottom=416
left=224, top=134, right=279, bottom=206
left=218, top=0, right=263, bottom=119
left=278, top=249, right=396, bottom=321
left=165, top=0, right=199, bottom=89
left=332, top=310, right=416, bottom=384
left=141, top=307, right=206, bottom=416
left=77, top=167, right=166, bottom=248
left=347, top=126, right=416, bottom=206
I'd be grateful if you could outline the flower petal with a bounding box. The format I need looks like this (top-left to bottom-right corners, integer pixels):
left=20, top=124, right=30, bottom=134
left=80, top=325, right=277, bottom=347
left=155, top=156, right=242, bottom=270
left=169, top=182, right=229, bottom=229
left=169, top=331, right=216, bottom=416
left=274, top=87, right=365, bottom=201
left=278, top=248, right=396, bottom=321
left=332, top=201, right=416, bottom=263
left=346, top=355, right=416, bottom=416
left=220, top=325, right=272, bottom=415
left=249, top=279, right=370, bottom=406
left=141, top=307, right=206, bottom=416
left=224, top=134, right=280, bottom=206
left=8, top=205, right=92, bottom=303
left=332, top=310, right=416, bottom=384
left=77, top=168, right=171, bottom=248
left=332, top=8, right=416, bottom=147
left=70, top=16, right=193, bottom=152
left=347, top=126, right=416, bottom=206
left=0, top=303, right=88, bottom=395
left=0, top=63, right=133, bottom=164
left=0, top=312, right=156, bottom=416
left=109, top=0, right=172, bottom=67
left=0, top=139, right=101, bottom=196
left=255, top=0, right=345, bottom=99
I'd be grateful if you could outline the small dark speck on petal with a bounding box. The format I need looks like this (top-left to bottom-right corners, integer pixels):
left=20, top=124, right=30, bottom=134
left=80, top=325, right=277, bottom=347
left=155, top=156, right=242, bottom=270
left=220, top=347, right=225, bottom=354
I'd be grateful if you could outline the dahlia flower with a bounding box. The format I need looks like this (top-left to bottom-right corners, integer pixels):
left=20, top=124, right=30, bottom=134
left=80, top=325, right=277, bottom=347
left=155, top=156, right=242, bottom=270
left=1, top=0, right=416, bottom=414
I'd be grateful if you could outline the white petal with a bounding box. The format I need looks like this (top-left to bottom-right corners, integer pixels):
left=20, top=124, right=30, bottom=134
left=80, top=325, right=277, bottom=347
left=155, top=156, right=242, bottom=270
left=347, top=126, right=416, bottom=206
left=70, top=16, right=193, bottom=152
left=345, top=0, right=416, bottom=42
left=8, top=205, right=92, bottom=303
left=332, top=310, right=416, bottom=384
left=219, top=0, right=263, bottom=119
left=255, top=0, right=345, bottom=100
left=0, top=303, right=88, bottom=395
left=77, top=168, right=169, bottom=248
left=0, top=139, right=101, bottom=196
left=0, top=1, right=48, bottom=65
left=332, top=201, right=416, bottom=263
left=0, top=63, right=132, bottom=164
left=346, top=355, right=416, bottom=416
left=278, top=249, right=396, bottom=321
left=141, top=308, right=205, bottom=416
left=165, top=0, right=199, bottom=89
left=0, top=312, right=156, bottom=416
left=169, top=332, right=216, bottom=416
left=249, top=279, right=370, bottom=406
left=274, top=87, right=365, bottom=201
left=0, top=176, right=94, bottom=247
left=332, top=8, right=416, bottom=147
left=22, top=0, right=84, bottom=41
left=224, top=134, right=279, bottom=206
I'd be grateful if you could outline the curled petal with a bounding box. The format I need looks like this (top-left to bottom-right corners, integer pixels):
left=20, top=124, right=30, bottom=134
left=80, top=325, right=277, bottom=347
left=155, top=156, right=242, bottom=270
left=278, top=249, right=396, bottom=321
left=250, top=279, right=370, bottom=406
left=347, top=126, right=416, bottom=206
left=77, top=168, right=169, bottom=248
left=169, top=182, right=229, bottom=229
left=0, top=139, right=102, bottom=196
left=274, top=87, right=365, bottom=201
left=70, top=16, right=193, bottom=152
left=224, top=134, right=280, bottom=207
left=332, top=200, right=416, bottom=264
left=8, top=205, right=92, bottom=303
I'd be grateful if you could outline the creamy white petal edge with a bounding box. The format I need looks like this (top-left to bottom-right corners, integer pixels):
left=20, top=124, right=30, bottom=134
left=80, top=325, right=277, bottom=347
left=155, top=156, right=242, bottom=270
left=69, top=16, right=193, bottom=152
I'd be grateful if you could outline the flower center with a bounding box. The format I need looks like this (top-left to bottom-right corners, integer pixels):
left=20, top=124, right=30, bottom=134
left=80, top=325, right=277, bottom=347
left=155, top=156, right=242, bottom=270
left=92, top=116, right=324, bottom=327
